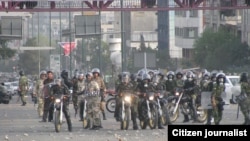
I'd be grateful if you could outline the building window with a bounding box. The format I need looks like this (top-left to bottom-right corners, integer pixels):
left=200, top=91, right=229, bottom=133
left=189, top=10, right=198, bottom=17
left=183, top=27, right=198, bottom=38
left=175, top=11, right=186, bottom=17
left=183, top=48, right=193, bottom=58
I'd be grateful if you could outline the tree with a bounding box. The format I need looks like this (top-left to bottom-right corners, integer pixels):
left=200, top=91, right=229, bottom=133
left=18, top=37, right=50, bottom=75
left=193, top=27, right=250, bottom=70
left=0, top=39, right=16, bottom=60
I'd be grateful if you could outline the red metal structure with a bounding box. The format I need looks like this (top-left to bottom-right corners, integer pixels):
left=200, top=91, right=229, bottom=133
left=0, top=0, right=248, bottom=12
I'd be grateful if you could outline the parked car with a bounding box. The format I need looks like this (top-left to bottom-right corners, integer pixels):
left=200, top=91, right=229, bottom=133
left=4, top=82, right=16, bottom=96
left=0, top=83, right=11, bottom=104
left=224, top=75, right=241, bottom=104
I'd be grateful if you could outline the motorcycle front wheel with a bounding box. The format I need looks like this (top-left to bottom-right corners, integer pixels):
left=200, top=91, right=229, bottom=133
left=120, top=107, right=130, bottom=130
left=148, top=107, right=158, bottom=129
left=196, top=106, right=207, bottom=123
left=54, top=110, right=61, bottom=132
left=167, top=103, right=179, bottom=122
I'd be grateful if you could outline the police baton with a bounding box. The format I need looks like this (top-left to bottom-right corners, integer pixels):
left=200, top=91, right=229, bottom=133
left=236, top=103, right=240, bottom=119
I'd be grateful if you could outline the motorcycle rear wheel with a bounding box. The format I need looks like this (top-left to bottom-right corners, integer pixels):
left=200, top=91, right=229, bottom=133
left=54, top=111, right=61, bottom=132
left=106, top=98, right=116, bottom=113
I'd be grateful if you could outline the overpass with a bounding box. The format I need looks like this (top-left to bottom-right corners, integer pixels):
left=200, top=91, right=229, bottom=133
left=0, top=0, right=248, bottom=12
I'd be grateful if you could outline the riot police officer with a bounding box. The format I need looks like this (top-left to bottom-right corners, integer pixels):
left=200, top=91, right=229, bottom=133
left=92, top=68, right=107, bottom=120
left=211, top=72, right=226, bottom=125
left=72, top=71, right=86, bottom=119
left=50, top=79, right=72, bottom=132
left=115, top=72, right=139, bottom=130
left=33, top=70, right=47, bottom=117
left=61, top=70, right=73, bottom=89
left=182, top=71, right=199, bottom=123
left=84, top=72, right=101, bottom=130
left=238, top=72, right=250, bottom=125
left=165, top=71, right=176, bottom=97
left=175, top=71, right=185, bottom=89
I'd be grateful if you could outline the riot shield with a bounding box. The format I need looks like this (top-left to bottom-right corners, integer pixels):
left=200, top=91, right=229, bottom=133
left=201, top=91, right=228, bottom=109
left=201, top=91, right=212, bottom=109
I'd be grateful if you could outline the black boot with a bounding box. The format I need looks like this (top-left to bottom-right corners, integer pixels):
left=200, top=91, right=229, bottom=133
left=158, top=117, right=165, bottom=129
left=183, top=115, right=189, bottom=123
left=132, top=116, right=138, bottom=130
left=102, top=112, right=107, bottom=120
left=67, top=118, right=72, bottom=132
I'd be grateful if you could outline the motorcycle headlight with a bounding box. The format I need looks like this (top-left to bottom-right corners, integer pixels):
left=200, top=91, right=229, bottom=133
left=159, top=94, right=164, bottom=98
left=55, top=99, right=61, bottom=103
left=124, top=96, right=131, bottom=102
left=149, top=96, right=154, bottom=101
left=175, top=92, right=179, bottom=96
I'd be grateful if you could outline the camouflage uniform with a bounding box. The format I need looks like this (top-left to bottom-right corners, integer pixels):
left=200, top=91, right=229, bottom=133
left=85, top=78, right=101, bottom=129
left=239, top=81, right=250, bottom=125
left=211, top=73, right=226, bottom=125
left=74, top=78, right=86, bottom=120
left=116, top=80, right=139, bottom=129
left=33, top=78, right=45, bottom=117
left=93, top=76, right=107, bottom=120
left=50, top=80, right=72, bottom=132
left=19, top=75, right=29, bottom=106
left=72, top=76, right=79, bottom=116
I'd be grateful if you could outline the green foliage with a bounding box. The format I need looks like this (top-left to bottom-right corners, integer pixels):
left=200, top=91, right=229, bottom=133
left=193, top=27, right=250, bottom=71
left=0, top=39, right=16, bottom=60
left=18, top=37, right=50, bottom=75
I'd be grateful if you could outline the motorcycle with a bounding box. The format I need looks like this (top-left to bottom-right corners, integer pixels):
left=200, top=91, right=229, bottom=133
left=155, top=91, right=171, bottom=126
left=106, top=89, right=117, bottom=113
left=179, top=89, right=207, bottom=123
left=139, top=92, right=158, bottom=129
left=53, top=94, right=69, bottom=132
left=166, top=88, right=184, bottom=122
left=119, top=91, right=135, bottom=130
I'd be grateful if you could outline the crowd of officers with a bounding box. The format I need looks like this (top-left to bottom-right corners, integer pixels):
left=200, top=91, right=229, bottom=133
left=19, top=67, right=250, bottom=132
left=31, top=68, right=106, bottom=131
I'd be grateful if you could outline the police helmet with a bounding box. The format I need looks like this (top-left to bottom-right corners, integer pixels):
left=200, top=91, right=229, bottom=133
left=202, top=72, right=210, bottom=80
left=40, top=70, right=47, bottom=76
left=240, top=72, right=248, bottom=83
left=91, top=68, right=100, bottom=74
left=130, top=73, right=137, bottom=81
left=186, top=71, right=194, bottom=78
left=74, top=69, right=79, bottom=78
left=122, top=72, right=130, bottom=83
left=78, top=72, right=85, bottom=79
left=19, top=70, right=25, bottom=76
left=216, top=72, right=226, bottom=83
left=142, top=73, right=151, bottom=81
left=86, top=72, right=93, bottom=78
left=175, top=71, right=183, bottom=78
left=61, top=70, right=69, bottom=78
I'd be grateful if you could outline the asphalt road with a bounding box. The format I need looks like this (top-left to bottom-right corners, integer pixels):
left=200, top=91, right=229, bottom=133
left=0, top=95, right=244, bottom=141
